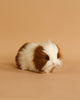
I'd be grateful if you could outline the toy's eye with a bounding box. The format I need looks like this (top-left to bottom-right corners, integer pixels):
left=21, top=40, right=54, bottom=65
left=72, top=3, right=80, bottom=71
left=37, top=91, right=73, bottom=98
left=45, top=55, right=49, bottom=60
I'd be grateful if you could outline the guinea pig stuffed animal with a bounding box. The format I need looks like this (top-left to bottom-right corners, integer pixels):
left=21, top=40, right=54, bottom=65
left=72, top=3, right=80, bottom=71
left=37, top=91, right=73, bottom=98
left=15, top=41, right=62, bottom=73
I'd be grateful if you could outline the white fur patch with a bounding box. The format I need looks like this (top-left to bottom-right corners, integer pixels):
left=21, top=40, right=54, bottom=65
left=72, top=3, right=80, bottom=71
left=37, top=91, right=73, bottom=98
left=18, top=43, right=39, bottom=72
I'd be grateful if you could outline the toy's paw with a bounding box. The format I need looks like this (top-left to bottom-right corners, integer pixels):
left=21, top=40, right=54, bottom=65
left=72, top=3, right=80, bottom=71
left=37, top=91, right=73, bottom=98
left=50, top=67, right=55, bottom=73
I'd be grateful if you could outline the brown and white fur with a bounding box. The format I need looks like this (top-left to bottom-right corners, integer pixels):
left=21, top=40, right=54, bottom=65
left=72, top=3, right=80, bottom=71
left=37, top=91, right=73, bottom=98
left=15, top=41, right=62, bottom=73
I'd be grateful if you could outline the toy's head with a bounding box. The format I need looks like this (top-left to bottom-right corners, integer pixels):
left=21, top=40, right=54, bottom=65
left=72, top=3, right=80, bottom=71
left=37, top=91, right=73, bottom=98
left=33, top=41, right=62, bottom=73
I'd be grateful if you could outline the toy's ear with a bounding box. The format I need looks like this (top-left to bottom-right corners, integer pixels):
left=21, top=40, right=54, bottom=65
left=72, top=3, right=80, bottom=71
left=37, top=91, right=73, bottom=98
left=56, top=44, right=62, bottom=59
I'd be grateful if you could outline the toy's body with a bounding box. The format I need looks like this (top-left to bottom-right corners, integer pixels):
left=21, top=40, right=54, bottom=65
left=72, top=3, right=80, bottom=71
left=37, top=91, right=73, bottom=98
left=16, top=41, right=62, bottom=73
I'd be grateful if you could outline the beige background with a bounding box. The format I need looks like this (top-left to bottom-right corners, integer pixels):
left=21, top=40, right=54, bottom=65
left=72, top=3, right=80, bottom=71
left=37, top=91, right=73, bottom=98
left=0, top=0, right=80, bottom=100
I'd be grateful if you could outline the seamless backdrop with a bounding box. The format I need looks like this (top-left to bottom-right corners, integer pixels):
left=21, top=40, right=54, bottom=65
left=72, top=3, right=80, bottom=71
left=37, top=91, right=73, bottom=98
left=0, top=0, right=80, bottom=100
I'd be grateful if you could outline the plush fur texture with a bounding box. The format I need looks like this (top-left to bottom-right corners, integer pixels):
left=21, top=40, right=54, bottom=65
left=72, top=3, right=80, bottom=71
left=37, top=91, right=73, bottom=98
left=15, top=41, right=62, bottom=73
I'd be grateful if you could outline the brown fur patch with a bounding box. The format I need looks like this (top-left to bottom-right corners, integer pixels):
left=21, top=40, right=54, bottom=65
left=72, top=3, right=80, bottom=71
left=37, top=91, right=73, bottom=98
left=33, top=46, right=49, bottom=72
left=15, top=43, right=29, bottom=69
left=56, top=44, right=62, bottom=59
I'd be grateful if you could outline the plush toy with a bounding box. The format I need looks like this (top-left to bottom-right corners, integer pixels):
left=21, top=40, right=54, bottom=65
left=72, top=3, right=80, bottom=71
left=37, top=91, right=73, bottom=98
left=15, top=41, right=62, bottom=73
